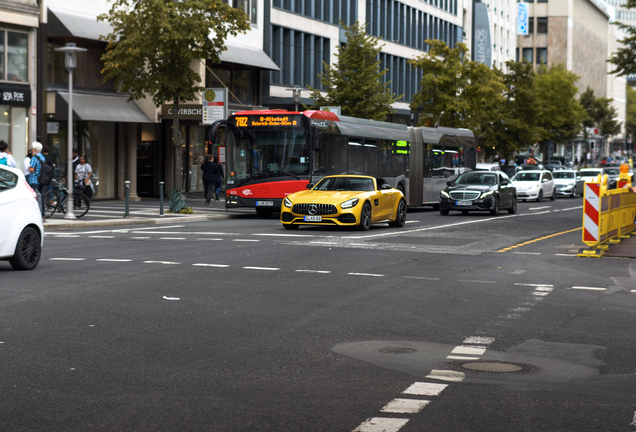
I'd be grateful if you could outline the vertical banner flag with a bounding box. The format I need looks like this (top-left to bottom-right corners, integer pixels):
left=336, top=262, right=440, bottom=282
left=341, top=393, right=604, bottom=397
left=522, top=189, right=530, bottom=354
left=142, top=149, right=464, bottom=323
left=473, top=3, right=492, bottom=67
left=517, top=3, right=528, bottom=35
left=202, top=88, right=228, bottom=124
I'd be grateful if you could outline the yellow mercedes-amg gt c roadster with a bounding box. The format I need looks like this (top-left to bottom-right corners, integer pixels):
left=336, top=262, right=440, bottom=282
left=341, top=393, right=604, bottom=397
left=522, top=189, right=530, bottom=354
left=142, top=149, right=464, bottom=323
left=280, top=175, right=407, bottom=230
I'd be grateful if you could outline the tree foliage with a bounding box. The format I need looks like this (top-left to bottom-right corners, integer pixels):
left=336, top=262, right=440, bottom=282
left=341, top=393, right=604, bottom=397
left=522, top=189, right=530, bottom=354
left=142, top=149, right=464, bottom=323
left=580, top=87, right=622, bottom=138
left=626, top=85, right=636, bottom=141
left=535, top=64, right=585, bottom=144
left=409, top=40, right=505, bottom=155
left=609, top=0, right=636, bottom=76
left=98, top=0, right=250, bottom=190
left=308, top=22, right=401, bottom=121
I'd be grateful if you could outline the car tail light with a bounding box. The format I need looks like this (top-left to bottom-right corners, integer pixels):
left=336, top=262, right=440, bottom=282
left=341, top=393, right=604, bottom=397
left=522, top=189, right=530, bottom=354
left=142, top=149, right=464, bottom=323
left=24, top=180, right=37, bottom=200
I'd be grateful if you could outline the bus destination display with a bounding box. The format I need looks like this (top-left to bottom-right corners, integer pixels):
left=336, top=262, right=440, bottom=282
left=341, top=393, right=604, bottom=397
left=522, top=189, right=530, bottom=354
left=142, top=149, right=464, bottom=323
left=235, top=115, right=303, bottom=127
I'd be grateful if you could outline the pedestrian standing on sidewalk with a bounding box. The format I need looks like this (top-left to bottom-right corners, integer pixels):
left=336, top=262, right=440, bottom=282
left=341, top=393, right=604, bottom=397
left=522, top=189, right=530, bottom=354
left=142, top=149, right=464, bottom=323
left=41, top=145, right=56, bottom=205
left=22, top=149, right=32, bottom=182
left=215, top=160, right=224, bottom=201
left=201, top=155, right=221, bottom=205
left=0, top=140, right=17, bottom=167
left=74, top=155, right=94, bottom=203
left=28, top=142, right=45, bottom=217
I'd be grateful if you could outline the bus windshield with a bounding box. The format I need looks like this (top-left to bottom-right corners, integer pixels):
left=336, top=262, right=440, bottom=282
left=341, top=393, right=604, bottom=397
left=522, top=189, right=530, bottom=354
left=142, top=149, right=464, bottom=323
left=226, top=127, right=309, bottom=185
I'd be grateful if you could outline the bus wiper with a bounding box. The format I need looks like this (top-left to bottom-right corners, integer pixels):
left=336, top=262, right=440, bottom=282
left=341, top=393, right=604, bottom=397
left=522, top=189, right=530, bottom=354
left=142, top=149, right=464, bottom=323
left=275, top=171, right=299, bottom=179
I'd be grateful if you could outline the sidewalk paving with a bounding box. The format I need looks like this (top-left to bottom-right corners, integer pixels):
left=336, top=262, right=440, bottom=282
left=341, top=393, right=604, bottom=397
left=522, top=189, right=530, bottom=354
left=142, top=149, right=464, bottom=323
left=43, top=192, right=252, bottom=231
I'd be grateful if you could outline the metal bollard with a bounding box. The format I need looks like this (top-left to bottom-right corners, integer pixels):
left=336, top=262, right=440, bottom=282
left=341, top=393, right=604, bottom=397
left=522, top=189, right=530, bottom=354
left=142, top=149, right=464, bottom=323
left=124, top=180, right=130, bottom=218
left=159, top=181, right=165, bottom=217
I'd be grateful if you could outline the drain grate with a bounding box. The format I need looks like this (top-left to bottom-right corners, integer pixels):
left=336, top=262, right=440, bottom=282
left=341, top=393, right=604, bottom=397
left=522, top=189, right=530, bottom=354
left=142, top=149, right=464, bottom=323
left=379, top=347, right=416, bottom=354
left=442, top=360, right=540, bottom=375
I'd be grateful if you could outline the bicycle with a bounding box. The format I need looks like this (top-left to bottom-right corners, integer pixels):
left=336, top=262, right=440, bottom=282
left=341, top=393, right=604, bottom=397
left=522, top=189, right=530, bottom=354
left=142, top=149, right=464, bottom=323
left=44, top=179, right=91, bottom=219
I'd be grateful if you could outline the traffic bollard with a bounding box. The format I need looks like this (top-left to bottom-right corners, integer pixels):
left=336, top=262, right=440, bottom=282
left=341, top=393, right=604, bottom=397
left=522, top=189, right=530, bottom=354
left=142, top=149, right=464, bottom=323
left=159, top=181, right=164, bottom=217
left=125, top=180, right=130, bottom=218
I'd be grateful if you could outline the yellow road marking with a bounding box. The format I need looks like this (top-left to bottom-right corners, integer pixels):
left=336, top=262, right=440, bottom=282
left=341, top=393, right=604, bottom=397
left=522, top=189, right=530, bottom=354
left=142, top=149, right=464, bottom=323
left=497, top=227, right=582, bottom=253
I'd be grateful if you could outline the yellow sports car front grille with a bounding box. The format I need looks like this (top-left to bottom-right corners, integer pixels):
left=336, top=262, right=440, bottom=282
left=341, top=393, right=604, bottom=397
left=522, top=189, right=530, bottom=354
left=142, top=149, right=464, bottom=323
left=291, top=203, right=337, bottom=215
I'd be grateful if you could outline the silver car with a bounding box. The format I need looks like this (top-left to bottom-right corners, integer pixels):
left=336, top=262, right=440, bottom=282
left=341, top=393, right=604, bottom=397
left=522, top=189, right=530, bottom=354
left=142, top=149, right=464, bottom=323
left=553, top=170, right=584, bottom=198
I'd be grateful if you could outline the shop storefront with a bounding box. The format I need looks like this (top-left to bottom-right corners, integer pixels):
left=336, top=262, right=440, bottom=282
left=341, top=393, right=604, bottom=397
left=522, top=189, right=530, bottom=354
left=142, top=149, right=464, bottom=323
left=0, top=85, right=31, bottom=169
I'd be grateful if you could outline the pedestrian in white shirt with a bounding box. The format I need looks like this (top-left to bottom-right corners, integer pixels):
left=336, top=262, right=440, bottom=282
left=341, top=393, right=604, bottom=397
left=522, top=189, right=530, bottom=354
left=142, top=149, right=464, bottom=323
left=0, top=141, right=17, bottom=167
left=23, top=149, right=32, bottom=181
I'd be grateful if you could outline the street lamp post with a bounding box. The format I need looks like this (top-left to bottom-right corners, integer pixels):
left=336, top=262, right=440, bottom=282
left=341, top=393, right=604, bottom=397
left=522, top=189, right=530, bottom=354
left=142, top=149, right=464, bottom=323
left=55, top=43, right=87, bottom=219
left=286, top=85, right=305, bottom=112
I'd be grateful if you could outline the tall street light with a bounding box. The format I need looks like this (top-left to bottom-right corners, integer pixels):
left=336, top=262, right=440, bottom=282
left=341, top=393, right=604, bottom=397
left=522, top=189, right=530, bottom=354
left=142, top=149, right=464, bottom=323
left=55, top=43, right=86, bottom=219
left=286, top=85, right=305, bottom=112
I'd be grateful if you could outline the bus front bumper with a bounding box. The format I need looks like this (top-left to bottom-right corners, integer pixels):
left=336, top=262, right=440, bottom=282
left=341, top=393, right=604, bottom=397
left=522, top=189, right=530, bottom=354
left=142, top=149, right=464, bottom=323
left=225, top=195, right=283, bottom=209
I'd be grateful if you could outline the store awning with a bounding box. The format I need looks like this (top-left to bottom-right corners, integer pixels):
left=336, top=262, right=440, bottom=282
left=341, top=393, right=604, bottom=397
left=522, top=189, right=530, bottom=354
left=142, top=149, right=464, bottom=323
left=220, top=43, right=280, bottom=71
left=48, top=8, right=112, bottom=41
left=57, top=92, right=152, bottom=123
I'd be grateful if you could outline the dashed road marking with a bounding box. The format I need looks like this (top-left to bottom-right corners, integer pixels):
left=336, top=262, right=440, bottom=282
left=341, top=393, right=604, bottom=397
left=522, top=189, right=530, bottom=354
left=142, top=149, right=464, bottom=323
left=353, top=417, right=409, bottom=432
left=515, top=283, right=554, bottom=287
left=160, top=237, right=186, bottom=240
left=404, top=276, right=441, bottom=281
left=631, top=290, right=636, bottom=293
left=426, top=369, right=465, bottom=382
left=348, top=272, right=384, bottom=277
left=89, top=235, right=115, bottom=239
left=402, top=382, right=448, bottom=396
left=555, top=253, right=576, bottom=256
left=192, top=263, right=230, bottom=268
left=463, top=336, right=494, bottom=345
left=143, top=261, right=181, bottom=265
left=405, top=220, right=420, bottom=224
left=96, top=259, right=132, bottom=262
left=252, top=233, right=319, bottom=237
left=197, top=238, right=223, bottom=241
left=451, top=346, right=486, bottom=355
left=446, top=355, right=480, bottom=360
left=162, top=296, right=180, bottom=301
left=512, top=251, right=541, bottom=255
left=54, top=235, right=80, bottom=238
left=380, top=398, right=430, bottom=414
left=243, top=266, right=279, bottom=271
left=233, top=239, right=260, bottom=242
left=130, top=236, right=151, bottom=240
left=572, top=286, right=606, bottom=291
left=295, top=269, right=331, bottom=274
left=457, top=279, right=496, bottom=284
left=49, top=258, right=85, bottom=261
left=309, top=241, right=337, bottom=245
left=534, top=286, right=553, bottom=292
left=529, top=206, right=552, bottom=210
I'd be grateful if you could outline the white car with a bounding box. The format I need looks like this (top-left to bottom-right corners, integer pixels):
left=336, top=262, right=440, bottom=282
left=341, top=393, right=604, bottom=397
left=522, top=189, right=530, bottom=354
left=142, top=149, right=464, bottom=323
left=0, top=165, right=44, bottom=270
left=512, top=170, right=556, bottom=202
left=578, top=168, right=603, bottom=184
left=553, top=170, right=584, bottom=197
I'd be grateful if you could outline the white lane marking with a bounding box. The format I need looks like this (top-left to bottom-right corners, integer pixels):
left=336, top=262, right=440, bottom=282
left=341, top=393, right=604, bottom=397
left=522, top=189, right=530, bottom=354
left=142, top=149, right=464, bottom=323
left=560, top=206, right=583, bottom=211
left=72, top=225, right=186, bottom=235
left=426, top=370, right=465, bottom=382
left=309, top=241, right=337, bottom=245
left=512, top=252, right=541, bottom=255
left=513, top=307, right=531, bottom=312
left=457, top=279, right=496, bottom=284
left=233, top=239, right=260, bottom=242
left=295, top=269, right=331, bottom=274
left=162, top=296, right=180, bottom=301
left=143, top=261, right=181, bottom=265
left=130, top=237, right=151, bottom=240
left=463, top=336, right=494, bottom=345
left=533, top=292, right=550, bottom=296
left=446, top=355, right=480, bottom=360
left=192, top=263, right=230, bottom=268
left=49, top=258, right=86, bottom=261
left=380, top=398, right=430, bottom=414
left=243, top=266, right=279, bottom=271
left=89, top=235, right=115, bottom=239
left=54, top=235, right=80, bottom=238
left=452, top=346, right=486, bottom=355
left=405, top=220, right=420, bottom=223
left=348, top=272, right=384, bottom=277
left=515, top=283, right=554, bottom=287
left=197, top=238, right=223, bottom=241
left=631, top=411, right=636, bottom=426
left=534, top=286, right=554, bottom=292
left=96, top=259, right=132, bottom=262
left=572, top=286, right=606, bottom=291
left=353, top=417, right=409, bottom=432
left=252, top=233, right=319, bottom=237
left=402, top=382, right=448, bottom=396
left=160, top=237, right=186, bottom=240
left=528, top=206, right=551, bottom=210
left=555, top=253, right=576, bottom=256
left=348, top=243, right=369, bottom=246
left=631, top=290, right=636, bottom=293
left=131, top=231, right=238, bottom=235
left=404, top=276, right=441, bottom=281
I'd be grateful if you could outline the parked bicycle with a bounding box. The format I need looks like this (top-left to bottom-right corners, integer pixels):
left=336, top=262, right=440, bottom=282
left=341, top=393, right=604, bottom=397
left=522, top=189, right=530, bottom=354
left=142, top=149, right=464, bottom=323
left=44, top=179, right=91, bottom=219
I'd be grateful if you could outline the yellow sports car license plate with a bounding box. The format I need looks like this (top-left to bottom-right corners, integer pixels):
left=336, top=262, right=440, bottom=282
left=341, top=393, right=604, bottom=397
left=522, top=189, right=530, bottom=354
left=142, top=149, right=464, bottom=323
left=304, top=216, right=322, bottom=222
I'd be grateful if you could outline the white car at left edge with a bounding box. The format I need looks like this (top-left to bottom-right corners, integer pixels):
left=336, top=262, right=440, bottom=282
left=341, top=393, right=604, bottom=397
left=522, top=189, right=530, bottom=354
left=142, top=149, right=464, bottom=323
left=0, top=164, right=44, bottom=270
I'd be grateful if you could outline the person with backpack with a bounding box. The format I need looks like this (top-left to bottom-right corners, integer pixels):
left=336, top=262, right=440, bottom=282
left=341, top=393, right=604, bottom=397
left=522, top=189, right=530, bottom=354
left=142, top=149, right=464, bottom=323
left=41, top=145, right=56, bottom=206
left=201, top=155, right=222, bottom=204
left=28, top=142, right=46, bottom=217
left=0, top=141, right=17, bottom=167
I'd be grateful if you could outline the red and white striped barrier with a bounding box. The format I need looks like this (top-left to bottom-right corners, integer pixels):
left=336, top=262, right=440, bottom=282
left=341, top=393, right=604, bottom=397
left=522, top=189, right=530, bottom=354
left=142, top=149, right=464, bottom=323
left=617, top=179, right=629, bottom=189
left=583, top=182, right=600, bottom=244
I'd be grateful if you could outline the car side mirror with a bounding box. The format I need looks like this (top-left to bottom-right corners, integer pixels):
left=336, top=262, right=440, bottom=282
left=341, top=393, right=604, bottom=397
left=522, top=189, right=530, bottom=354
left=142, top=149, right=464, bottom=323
left=576, top=176, right=582, bottom=181
left=381, top=183, right=392, bottom=190
left=446, top=180, right=453, bottom=186
left=306, top=183, right=313, bottom=189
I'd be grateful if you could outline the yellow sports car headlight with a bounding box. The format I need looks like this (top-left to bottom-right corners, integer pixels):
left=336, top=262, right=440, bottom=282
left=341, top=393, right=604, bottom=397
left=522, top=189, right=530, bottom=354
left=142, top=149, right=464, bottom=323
left=284, top=197, right=293, bottom=208
left=341, top=198, right=359, bottom=209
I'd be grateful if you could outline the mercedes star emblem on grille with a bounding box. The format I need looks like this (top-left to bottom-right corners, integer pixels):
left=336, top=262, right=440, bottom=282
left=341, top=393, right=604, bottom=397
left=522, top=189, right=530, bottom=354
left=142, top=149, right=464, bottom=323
left=308, top=204, right=318, bottom=215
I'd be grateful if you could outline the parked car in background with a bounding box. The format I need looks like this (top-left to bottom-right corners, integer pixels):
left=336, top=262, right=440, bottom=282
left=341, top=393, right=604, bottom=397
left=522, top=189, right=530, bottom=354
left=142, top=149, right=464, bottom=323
left=543, top=161, right=563, bottom=171
left=553, top=170, right=584, bottom=197
left=602, top=167, right=621, bottom=189
left=475, top=163, right=501, bottom=172
left=578, top=168, right=604, bottom=184
left=439, top=171, right=516, bottom=216
left=511, top=170, right=556, bottom=202
left=0, top=165, right=44, bottom=270
left=515, top=163, right=544, bottom=173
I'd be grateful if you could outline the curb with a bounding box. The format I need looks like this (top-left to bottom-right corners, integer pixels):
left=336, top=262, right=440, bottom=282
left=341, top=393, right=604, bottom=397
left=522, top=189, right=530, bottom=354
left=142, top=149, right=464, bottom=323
left=43, top=213, right=231, bottom=231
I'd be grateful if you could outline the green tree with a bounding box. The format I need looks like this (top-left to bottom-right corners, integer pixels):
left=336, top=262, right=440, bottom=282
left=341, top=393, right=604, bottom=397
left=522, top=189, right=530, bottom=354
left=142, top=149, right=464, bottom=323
left=609, top=0, right=636, bottom=77
left=308, top=22, right=401, bottom=121
left=626, top=85, right=636, bottom=142
left=409, top=40, right=505, bottom=155
left=99, top=0, right=250, bottom=191
left=489, top=60, right=542, bottom=161
left=580, top=87, right=622, bottom=139
left=535, top=64, right=585, bottom=149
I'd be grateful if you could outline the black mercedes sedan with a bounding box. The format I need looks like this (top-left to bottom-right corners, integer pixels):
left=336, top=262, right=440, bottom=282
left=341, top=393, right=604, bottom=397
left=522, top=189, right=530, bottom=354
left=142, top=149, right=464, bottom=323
left=439, top=171, right=517, bottom=216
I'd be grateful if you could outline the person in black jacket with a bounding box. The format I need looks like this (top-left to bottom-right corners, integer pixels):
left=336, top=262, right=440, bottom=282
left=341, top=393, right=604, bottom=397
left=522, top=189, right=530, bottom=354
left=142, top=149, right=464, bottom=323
left=201, top=155, right=222, bottom=205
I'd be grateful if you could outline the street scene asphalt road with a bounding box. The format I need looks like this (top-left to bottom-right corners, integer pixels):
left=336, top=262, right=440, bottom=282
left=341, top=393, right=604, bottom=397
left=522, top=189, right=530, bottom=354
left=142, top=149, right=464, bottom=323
left=3, top=197, right=636, bottom=431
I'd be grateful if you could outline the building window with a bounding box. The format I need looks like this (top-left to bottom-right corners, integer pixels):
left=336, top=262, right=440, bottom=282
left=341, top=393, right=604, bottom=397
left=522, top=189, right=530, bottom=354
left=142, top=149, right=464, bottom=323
left=522, top=48, right=533, bottom=63
left=527, top=17, right=533, bottom=35
left=274, top=0, right=356, bottom=26
left=536, top=47, right=547, bottom=64
left=224, top=0, right=257, bottom=24
left=0, top=30, right=28, bottom=83
left=206, top=63, right=257, bottom=104
left=536, top=17, right=548, bottom=33
left=47, top=41, right=115, bottom=90
left=537, top=0, right=548, bottom=3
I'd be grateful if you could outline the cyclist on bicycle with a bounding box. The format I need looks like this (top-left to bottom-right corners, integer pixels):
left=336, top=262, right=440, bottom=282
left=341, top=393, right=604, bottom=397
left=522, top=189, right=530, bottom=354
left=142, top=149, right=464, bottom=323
left=74, top=155, right=94, bottom=206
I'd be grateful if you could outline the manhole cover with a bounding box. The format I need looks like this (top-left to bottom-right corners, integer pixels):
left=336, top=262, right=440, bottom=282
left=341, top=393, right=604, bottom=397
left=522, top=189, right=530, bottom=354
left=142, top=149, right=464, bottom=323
left=379, top=347, right=416, bottom=354
left=442, top=360, right=540, bottom=375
